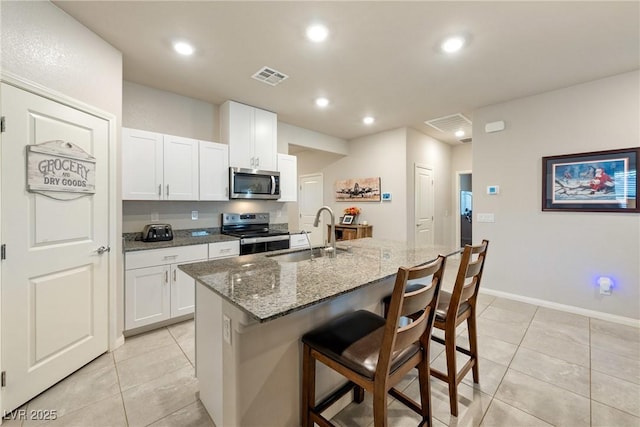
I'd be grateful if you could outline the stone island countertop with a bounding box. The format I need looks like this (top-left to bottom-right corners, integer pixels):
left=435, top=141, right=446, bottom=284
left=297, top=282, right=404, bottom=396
left=179, top=238, right=460, bottom=323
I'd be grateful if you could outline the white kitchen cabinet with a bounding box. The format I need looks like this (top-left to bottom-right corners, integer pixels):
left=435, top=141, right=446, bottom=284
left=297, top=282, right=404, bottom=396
left=122, top=128, right=163, bottom=200
left=290, top=233, right=311, bottom=249
left=163, top=134, right=200, bottom=200
left=199, top=140, right=229, bottom=200
left=222, top=101, right=277, bottom=171
left=277, top=153, right=297, bottom=202
left=122, top=128, right=199, bottom=201
left=125, top=244, right=208, bottom=330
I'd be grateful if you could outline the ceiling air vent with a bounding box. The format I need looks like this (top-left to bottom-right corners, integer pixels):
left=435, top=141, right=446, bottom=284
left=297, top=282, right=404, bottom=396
left=424, top=113, right=472, bottom=133
left=252, top=66, right=289, bottom=86
left=459, top=137, right=473, bottom=144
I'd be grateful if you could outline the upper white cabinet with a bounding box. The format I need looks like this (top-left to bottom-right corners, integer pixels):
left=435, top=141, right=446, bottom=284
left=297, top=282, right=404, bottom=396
left=123, top=127, right=208, bottom=201
left=277, top=153, right=297, bottom=202
left=122, top=128, right=164, bottom=200
left=163, top=134, right=200, bottom=200
left=221, top=101, right=277, bottom=171
left=199, top=141, right=229, bottom=200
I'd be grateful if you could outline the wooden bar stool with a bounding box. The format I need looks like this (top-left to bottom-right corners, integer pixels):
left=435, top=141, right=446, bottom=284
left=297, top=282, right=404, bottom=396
left=301, top=255, right=446, bottom=427
left=430, top=240, right=489, bottom=416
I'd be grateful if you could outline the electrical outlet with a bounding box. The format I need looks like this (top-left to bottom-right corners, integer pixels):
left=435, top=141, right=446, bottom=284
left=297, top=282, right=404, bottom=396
left=223, top=315, right=231, bottom=344
left=192, top=210, right=198, bottom=220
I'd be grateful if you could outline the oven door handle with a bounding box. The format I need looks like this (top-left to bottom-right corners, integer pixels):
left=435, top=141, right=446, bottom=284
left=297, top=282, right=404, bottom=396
left=241, top=235, right=290, bottom=245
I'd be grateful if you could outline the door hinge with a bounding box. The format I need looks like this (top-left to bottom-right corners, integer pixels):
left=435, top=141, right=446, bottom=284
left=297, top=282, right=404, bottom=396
left=1, top=116, right=5, bottom=133
left=1, top=244, right=5, bottom=260
left=1, top=371, right=6, bottom=387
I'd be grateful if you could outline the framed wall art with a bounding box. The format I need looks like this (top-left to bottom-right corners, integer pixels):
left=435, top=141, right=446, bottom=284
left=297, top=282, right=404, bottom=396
left=542, top=147, right=639, bottom=213
left=335, top=177, right=381, bottom=201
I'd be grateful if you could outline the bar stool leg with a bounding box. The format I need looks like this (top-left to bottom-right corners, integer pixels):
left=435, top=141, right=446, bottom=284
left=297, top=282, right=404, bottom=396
left=301, top=344, right=315, bottom=427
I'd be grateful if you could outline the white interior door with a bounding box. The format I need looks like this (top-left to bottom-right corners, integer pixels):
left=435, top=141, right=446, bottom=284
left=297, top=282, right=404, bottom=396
left=1, top=83, right=110, bottom=413
left=298, top=173, right=324, bottom=246
left=415, top=165, right=434, bottom=246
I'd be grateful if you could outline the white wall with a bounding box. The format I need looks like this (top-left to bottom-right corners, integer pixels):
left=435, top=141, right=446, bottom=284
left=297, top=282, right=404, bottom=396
left=278, top=122, right=349, bottom=156
left=123, top=81, right=218, bottom=142
left=406, top=128, right=454, bottom=247
left=1, top=1, right=125, bottom=337
left=319, top=128, right=408, bottom=241
left=473, top=71, right=640, bottom=320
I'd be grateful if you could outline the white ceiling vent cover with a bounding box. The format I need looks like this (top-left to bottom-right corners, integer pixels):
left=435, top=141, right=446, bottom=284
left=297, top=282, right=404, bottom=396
left=252, top=66, right=289, bottom=86
left=425, top=113, right=472, bottom=133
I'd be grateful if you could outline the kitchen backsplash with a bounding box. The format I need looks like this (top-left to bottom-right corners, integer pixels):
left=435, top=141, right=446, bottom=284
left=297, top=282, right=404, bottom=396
left=122, top=200, right=291, bottom=233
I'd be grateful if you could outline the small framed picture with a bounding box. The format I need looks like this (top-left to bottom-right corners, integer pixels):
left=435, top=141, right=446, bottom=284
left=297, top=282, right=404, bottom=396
left=341, top=215, right=354, bottom=225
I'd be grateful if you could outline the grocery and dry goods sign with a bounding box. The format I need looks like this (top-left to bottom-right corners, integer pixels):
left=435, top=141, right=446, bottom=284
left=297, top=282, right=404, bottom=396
left=27, top=140, right=96, bottom=199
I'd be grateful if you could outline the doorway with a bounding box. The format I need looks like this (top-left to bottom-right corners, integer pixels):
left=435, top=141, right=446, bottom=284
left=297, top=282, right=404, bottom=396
left=456, top=171, right=473, bottom=247
left=414, top=165, right=434, bottom=246
left=298, top=173, right=324, bottom=246
left=1, top=82, right=112, bottom=413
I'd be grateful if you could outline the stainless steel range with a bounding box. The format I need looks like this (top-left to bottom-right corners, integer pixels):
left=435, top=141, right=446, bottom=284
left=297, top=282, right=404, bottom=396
left=221, top=213, right=290, bottom=255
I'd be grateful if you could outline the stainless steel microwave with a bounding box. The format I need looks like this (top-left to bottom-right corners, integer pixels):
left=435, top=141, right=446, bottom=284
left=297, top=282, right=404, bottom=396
left=229, top=167, right=281, bottom=200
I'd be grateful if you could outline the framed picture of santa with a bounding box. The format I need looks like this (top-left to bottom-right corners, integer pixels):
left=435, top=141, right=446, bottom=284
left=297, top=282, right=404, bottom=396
left=542, top=147, right=639, bottom=213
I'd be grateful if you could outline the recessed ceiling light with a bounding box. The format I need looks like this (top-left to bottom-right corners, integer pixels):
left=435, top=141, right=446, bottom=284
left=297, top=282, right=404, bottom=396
left=173, top=41, right=194, bottom=56
left=441, top=36, right=465, bottom=53
left=455, top=130, right=465, bottom=137
left=315, top=97, right=330, bottom=107
left=306, top=24, right=329, bottom=43
left=363, top=116, right=375, bottom=125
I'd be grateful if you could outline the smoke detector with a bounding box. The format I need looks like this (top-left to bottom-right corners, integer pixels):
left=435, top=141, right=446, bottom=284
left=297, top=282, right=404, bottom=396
left=252, top=66, right=289, bottom=86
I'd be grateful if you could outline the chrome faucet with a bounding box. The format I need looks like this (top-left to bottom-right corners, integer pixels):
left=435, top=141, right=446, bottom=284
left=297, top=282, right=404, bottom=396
left=313, top=206, right=336, bottom=258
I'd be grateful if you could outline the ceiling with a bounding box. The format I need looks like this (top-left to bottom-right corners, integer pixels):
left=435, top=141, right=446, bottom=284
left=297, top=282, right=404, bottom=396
left=53, top=1, right=639, bottom=145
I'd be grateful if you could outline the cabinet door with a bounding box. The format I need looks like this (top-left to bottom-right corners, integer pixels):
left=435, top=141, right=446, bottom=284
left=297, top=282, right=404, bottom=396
left=170, top=261, right=203, bottom=317
left=225, top=101, right=254, bottom=169
left=253, top=108, right=277, bottom=170
left=125, top=265, right=171, bottom=330
left=122, top=127, right=163, bottom=200
left=163, top=134, right=199, bottom=200
left=277, top=153, right=297, bottom=202
left=199, top=141, right=229, bottom=200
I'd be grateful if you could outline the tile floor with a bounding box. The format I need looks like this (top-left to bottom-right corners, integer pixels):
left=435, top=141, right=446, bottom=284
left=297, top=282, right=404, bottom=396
left=3, top=259, right=640, bottom=427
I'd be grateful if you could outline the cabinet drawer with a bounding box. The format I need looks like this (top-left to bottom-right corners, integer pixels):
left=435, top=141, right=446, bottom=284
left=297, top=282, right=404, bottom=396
left=126, top=244, right=208, bottom=270
left=290, top=234, right=310, bottom=249
left=209, top=240, right=239, bottom=259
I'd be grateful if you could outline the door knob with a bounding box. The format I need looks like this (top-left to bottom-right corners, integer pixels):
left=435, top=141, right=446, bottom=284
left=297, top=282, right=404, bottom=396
left=96, top=246, right=111, bottom=254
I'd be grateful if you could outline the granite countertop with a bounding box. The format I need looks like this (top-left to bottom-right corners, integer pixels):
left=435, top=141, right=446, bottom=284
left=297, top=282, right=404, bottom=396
left=123, top=228, right=239, bottom=252
left=179, top=238, right=460, bottom=323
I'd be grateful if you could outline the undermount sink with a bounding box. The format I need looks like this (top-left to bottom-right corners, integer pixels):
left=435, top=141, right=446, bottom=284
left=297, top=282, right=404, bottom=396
left=267, top=247, right=347, bottom=262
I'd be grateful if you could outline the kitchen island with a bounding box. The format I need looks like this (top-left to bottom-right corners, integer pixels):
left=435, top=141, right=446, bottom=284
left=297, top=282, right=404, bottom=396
left=179, top=238, right=459, bottom=427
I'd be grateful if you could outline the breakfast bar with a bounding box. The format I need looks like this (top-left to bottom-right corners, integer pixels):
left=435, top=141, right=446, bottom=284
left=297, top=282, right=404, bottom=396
left=179, top=238, right=459, bottom=427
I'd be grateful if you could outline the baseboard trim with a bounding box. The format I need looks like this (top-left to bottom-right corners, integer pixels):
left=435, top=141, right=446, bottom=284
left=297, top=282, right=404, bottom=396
left=480, top=288, right=640, bottom=328
left=111, top=334, right=125, bottom=351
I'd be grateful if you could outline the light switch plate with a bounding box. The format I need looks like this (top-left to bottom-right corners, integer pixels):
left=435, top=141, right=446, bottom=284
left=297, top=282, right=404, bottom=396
left=223, top=315, right=231, bottom=344
left=477, top=213, right=495, bottom=223
left=192, top=210, right=198, bottom=220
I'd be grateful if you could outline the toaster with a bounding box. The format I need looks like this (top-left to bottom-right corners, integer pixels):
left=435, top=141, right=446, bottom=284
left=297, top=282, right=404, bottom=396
left=142, top=224, right=173, bottom=242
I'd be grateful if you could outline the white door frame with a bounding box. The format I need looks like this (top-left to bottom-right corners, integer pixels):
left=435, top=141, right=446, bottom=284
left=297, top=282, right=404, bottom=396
left=0, top=72, right=122, bottom=365
left=455, top=169, right=472, bottom=249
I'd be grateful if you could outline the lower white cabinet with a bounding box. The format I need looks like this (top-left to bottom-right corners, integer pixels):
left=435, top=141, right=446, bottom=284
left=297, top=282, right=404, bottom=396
left=125, top=240, right=240, bottom=331
left=125, top=244, right=208, bottom=330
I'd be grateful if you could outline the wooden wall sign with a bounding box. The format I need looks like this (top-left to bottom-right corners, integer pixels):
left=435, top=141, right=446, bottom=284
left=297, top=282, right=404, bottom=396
left=27, top=140, right=96, bottom=200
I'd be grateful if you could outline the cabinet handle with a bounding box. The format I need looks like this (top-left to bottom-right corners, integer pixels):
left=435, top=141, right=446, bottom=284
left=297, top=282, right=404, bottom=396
left=158, top=184, right=162, bottom=197
left=250, top=157, right=255, bottom=167
left=256, top=157, right=260, bottom=167
left=163, top=255, right=178, bottom=260
left=165, top=271, right=169, bottom=283
left=166, top=184, right=170, bottom=197
left=173, top=269, right=177, bottom=281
